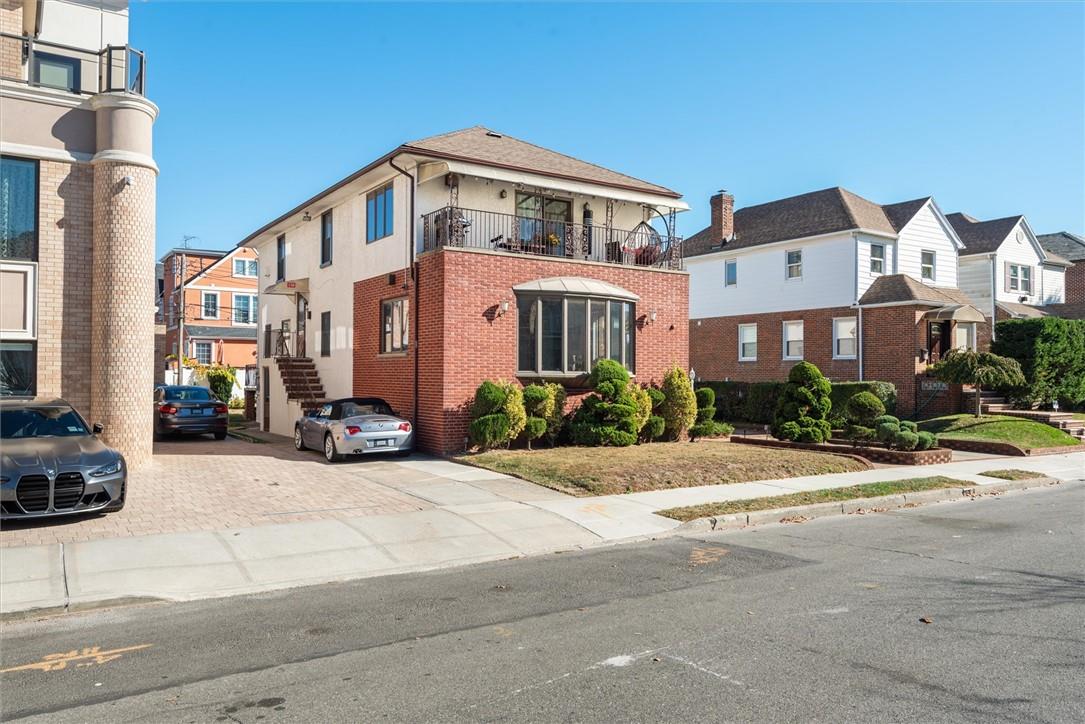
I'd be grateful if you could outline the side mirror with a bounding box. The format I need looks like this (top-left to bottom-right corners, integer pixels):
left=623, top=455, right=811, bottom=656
left=92, top=423, right=104, bottom=435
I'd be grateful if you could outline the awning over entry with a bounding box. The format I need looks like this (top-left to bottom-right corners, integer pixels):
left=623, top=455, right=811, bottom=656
left=263, top=278, right=309, bottom=296
left=923, top=304, right=986, bottom=323
left=512, top=277, right=640, bottom=301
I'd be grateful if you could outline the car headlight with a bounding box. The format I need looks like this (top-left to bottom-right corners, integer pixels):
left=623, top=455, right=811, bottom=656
left=90, top=459, right=123, bottom=477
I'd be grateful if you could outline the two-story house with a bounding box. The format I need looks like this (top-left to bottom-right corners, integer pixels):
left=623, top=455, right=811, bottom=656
left=1, top=0, right=158, bottom=466
left=685, top=187, right=987, bottom=416
left=159, top=246, right=260, bottom=378
left=240, top=127, right=690, bottom=452
left=949, top=214, right=1070, bottom=327
left=1038, top=231, right=1085, bottom=308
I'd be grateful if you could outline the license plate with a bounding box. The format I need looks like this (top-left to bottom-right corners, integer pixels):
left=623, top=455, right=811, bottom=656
left=371, top=439, right=392, bottom=448
left=204, top=408, right=215, bottom=416
left=178, top=408, right=190, bottom=417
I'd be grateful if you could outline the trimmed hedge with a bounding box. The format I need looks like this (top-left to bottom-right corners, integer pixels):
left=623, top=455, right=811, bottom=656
left=992, top=317, right=1085, bottom=407
left=698, top=379, right=896, bottom=425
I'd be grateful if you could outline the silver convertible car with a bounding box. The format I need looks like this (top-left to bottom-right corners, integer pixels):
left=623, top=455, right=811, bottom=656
left=294, top=397, right=413, bottom=462
left=0, top=397, right=126, bottom=520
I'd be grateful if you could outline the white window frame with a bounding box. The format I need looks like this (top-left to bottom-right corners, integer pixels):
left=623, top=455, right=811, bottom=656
left=200, top=291, right=219, bottom=320
left=832, top=316, right=857, bottom=360
left=921, top=250, right=936, bottom=281
left=870, top=244, right=885, bottom=275
left=1009, top=264, right=1032, bottom=294
left=785, top=249, right=803, bottom=280
left=232, top=258, right=257, bottom=278
left=724, top=259, right=738, bottom=288
left=232, top=293, right=258, bottom=326
left=192, top=340, right=213, bottom=365
left=0, top=261, right=37, bottom=340
left=738, top=323, right=757, bottom=361
left=782, top=320, right=804, bottom=360
left=954, top=322, right=977, bottom=352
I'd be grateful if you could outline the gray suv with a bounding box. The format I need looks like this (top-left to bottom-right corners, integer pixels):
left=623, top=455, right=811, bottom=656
left=0, top=397, right=126, bottom=520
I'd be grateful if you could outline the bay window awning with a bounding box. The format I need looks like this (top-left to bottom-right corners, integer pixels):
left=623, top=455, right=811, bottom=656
left=512, top=277, right=639, bottom=301
left=922, top=304, right=986, bottom=323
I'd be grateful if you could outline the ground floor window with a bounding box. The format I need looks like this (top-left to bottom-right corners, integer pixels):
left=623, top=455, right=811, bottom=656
left=782, top=320, right=804, bottom=360
left=954, top=322, right=977, bottom=351
left=193, top=341, right=212, bottom=365
left=381, top=297, right=408, bottom=353
left=0, top=341, right=36, bottom=395
left=738, top=323, right=757, bottom=361
left=833, top=317, right=857, bottom=359
left=517, top=294, right=635, bottom=375
left=320, top=311, right=331, bottom=357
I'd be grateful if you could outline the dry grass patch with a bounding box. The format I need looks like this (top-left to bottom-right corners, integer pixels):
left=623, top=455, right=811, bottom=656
left=659, top=476, right=971, bottom=521
left=458, top=441, right=866, bottom=496
left=979, top=469, right=1045, bottom=481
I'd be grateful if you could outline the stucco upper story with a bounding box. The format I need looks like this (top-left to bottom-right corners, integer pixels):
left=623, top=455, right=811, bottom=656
left=685, top=189, right=963, bottom=319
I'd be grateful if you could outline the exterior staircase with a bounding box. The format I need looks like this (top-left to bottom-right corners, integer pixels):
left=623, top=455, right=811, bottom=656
left=274, top=357, right=327, bottom=414
left=980, top=392, right=1085, bottom=441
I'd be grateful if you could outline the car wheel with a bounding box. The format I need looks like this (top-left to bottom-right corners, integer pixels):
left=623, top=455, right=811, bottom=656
left=324, top=434, right=343, bottom=463
left=214, top=430, right=227, bottom=440
left=294, top=426, right=306, bottom=451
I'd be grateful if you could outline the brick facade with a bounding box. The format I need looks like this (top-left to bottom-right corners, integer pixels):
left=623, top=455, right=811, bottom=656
left=1065, top=261, right=1085, bottom=304
left=0, top=1, right=22, bottom=80
left=353, top=248, right=689, bottom=454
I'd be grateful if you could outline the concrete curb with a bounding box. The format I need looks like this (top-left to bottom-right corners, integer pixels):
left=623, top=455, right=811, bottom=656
left=674, top=476, right=1064, bottom=533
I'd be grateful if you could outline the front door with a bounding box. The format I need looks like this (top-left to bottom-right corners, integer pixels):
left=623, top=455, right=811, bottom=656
left=927, top=321, right=949, bottom=362
left=296, top=294, right=308, bottom=358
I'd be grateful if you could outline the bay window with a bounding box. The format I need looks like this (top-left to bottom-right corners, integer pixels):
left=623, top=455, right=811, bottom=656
left=518, top=294, right=635, bottom=375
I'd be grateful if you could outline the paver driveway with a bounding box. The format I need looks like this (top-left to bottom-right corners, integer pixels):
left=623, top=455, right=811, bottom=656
left=0, top=436, right=444, bottom=548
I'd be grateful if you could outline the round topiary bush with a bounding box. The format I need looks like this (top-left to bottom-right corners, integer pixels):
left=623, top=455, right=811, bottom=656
left=873, top=414, right=900, bottom=429
left=894, top=430, right=920, bottom=451
left=899, top=420, right=918, bottom=433
left=772, top=362, right=833, bottom=442
left=469, top=414, right=510, bottom=450
left=643, top=415, right=665, bottom=441
left=916, top=431, right=937, bottom=451
left=568, top=361, right=645, bottom=447
left=471, top=380, right=507, bottom=418
left=876, top=420, right=901, bottom=444
left=844, top=424, right=875, bottom=447
left=589, top=358, right=630, bottom=388
left=845, top=391, right=886, bottom=427
left=521, top=383, right=554, bottom=450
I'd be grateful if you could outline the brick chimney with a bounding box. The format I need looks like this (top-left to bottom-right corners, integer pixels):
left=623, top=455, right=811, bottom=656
left=710, top=190, right=734, bottom=242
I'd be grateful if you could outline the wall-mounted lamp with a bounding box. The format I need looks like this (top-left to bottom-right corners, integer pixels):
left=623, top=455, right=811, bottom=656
left=499, top=189, right=508, bottom=199
left=498, top=299, right=510, bottom=316
left=302, top=211, right=312, bottom=222
left=649, top=310, right=658, bottom=324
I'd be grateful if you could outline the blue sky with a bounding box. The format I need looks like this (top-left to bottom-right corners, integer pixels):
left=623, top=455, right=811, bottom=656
left=134, top=1, right=1084, bottom=256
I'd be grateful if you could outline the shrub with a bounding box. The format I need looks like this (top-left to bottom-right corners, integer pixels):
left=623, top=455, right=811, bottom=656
left=568, top=361, right=643, bottom=447
left=469, top=414, right=509, bottom=450
left=694, top=386, right=716, bottom=425
left=643, top=415, right=665, bottom=441
left=844, top=424, right=875, bottom=447
left=689, top=420, right=734, bottom=442
left=523, top=416, right=547, bottom=443
left=876, top=421, right=900, bottom=444
left=698, top=380, right=896, bottom=426
left=873, top=415, right=900, bottom=428
left=228, top=396, right=244, bottom=409
left=771, top=362, right=832, bottom=443
left=899, top=420, right=918, bottom=433
left=829, top=381, right=897, bottom=419
left=522, top=383, right=554, bottom=450
left=501, top=383, right=527, bottom=441
left=544, top=383, right=566, bottom=446
left=468, top=380, right=524, bottom=450
left=845, top=391, right=885, bottom=427
left=628, top=384, right=652, bottom=434
left=660, top=366, right=697, bottom=441
left=646, top=386, right=666, bottom=410
left=915, top=431, right=937, bottom=451
left=205, top=366, right=236, bottom=403
left=589, top=358, right=630, bottom=388
left=992, top=317, right=1085, bottom=407
left=471, top=380, right=507, bottom=418
left=894, top=430, right=920, bottom=451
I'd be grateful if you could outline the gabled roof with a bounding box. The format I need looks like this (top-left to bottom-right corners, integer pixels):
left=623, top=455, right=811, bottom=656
left=857, top=274, right=981, bottom=308
left=945, top=213, right=1023, bottom=256
left=1038, top=231, right=1085, bottom=262
left=402, top=126, right=679, bottom=198
left=684, top=187, right=900, bottom=257
left=881, top=197, right=931, bottom=232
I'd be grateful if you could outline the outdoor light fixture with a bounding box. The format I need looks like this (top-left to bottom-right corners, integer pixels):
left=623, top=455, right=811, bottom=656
left=499, top=189, right=508, bottom=199
left=498, top=299, right=510, bottom=316
left=303, top=211, right=312, bottom=222
left=649, top=310, right=658, bottom=323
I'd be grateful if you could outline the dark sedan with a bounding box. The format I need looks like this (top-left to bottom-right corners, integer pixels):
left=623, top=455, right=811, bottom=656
left=0, top=397, right=126, bottom=520
left=154, top=385, right=228, bottom=440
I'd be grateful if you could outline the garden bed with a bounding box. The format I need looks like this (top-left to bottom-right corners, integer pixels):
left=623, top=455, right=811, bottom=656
left=932, top=437, right=1075, bottom=457
left=733, top=436, right=952, bottom=465
left=457, top=440, right=868, bottom=497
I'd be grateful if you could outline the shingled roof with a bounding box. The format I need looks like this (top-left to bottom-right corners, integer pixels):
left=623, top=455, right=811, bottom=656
left=684, top=188, right=923, bottom=258
left=1038, top=231, right=1085, bottom=262
left=946, top=213, right=1023, bottom=256
left=402, top=126, right=679, bottom=198
left=857, top=274, right=981, bottom=308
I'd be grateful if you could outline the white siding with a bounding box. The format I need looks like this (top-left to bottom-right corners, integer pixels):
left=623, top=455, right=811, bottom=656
left=895, top=202, right=958, bottom=288
left=1040, top=265, right=1065, bottom=305
left=995, top=220, right=1044, bottom=304
left=856, top=236, right=896, bottom=298
left=688, top=233, right=856, bottom=318
left=958, top=256, right=994, bottom=317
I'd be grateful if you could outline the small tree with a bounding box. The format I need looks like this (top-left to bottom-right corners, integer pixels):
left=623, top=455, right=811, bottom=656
left=772, top=362, right=832, bottom=443
left=544, top=382, right=566, bottom=447
left=205, top=366, right=237, bottom=403
left=930, top=349, right=1026, bottom=417
left=660, top=365, right=697, bottom=441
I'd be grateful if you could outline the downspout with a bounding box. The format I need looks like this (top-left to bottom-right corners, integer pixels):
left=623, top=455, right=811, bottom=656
left=989, top=253, right=997, bottom=342
left=854, top=233, right=863, bottom=380
left=857, top=306, right=864, bottom=381
left=389, top=156, right=418, bottom=434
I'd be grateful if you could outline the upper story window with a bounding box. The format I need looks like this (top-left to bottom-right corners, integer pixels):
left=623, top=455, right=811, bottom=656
left=276, top=235, right=286, bottom=281
left=921, top=250, right=936, bottom=281
left=233, top=294, right=258, bottom=325
left=233, top=258, right=258, bottom=277
left=201, top=292, right=219, bottom=319
left=320, top=211, right=333, bottom=266
left=1008, top=264, right=1032, bottom=293
left=785, top=249, right=802, bottom=280
left=870, top=244, right=885, bottom=274
left=783, top=320, right=804, bottom=360
left=833, top=317, right=857, bottom=359
left=1, top=156, right=38, bottom=261
left=738, top=323, right=757, bottom=361
left=33, top=52, right=81, bottom=93
left=517, top=294, right=635, bottom=376
left=366, top=182, right=394, bottom=242
left=724, top=259, right=737, bottom=287
left=380, top=297, right=409, bottom=354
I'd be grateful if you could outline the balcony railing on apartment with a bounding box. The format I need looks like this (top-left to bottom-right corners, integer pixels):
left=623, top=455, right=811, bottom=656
left=0, top=32, right=146, bottom=96
left=421, top=206, right=682, bottom=270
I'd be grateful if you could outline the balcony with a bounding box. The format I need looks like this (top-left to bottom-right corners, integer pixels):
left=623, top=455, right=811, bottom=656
left=421, top=206, right=683, bottom=270
left=0, top=32, right=146, bottom=96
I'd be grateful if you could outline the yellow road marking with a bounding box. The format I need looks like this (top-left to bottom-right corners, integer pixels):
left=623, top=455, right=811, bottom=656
left=0, top=644, right=152, bottom=674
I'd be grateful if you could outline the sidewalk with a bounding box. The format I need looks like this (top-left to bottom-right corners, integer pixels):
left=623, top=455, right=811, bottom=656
left=3, top=452, right=1081, bottom=616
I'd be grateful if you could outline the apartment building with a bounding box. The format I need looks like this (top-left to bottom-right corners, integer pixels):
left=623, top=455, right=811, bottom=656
left=685, top=188, right=987, bottom=416
left=241, top=126, right=689, bottom=453
left=159, top=246, right=260, bottom=374
left=0, top=0, right=157, bottom=465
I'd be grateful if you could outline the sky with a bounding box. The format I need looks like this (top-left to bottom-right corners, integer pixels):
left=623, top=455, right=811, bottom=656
left=133, top=1, right=1085, bottom=257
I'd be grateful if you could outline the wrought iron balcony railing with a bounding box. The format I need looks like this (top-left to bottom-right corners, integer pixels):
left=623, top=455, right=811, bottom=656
left=0, top=32, right=146, bottom=96
left=421, top=206, right=682, bottom=270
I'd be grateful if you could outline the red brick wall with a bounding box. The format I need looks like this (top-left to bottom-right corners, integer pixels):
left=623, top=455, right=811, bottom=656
left=1066, top=262, right=1085, bottom=304
left=354, top=248, right=689, bottom=454
left=691, top=306, right=860, bottom=383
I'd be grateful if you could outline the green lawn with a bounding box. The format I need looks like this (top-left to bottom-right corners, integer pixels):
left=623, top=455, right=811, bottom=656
left=917, top=414, right=1081, bottom=450
left=459, top=442, right=867, bottom=497
left=658, top=477, right=971, bottom=521
left=979, top=469, right=1045, bottom=481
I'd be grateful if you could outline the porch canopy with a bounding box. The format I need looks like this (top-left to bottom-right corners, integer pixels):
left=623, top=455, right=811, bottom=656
left=512, top=276, right=640, bottom=301
left=922, top=304, right=986, bottom=323
left=263, top=278, right=309, bottom=296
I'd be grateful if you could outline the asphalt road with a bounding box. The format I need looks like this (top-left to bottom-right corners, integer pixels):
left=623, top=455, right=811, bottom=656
left=2, top=481, right=1082, bottom=723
